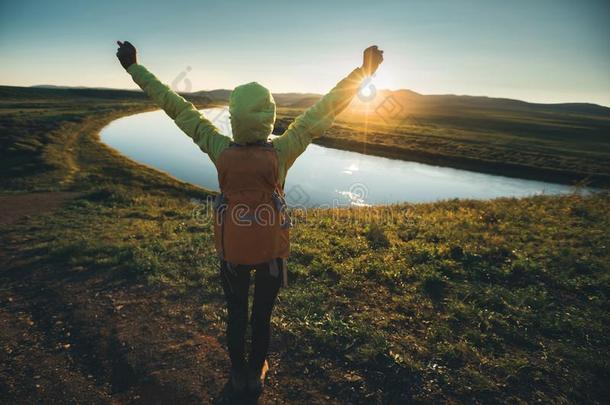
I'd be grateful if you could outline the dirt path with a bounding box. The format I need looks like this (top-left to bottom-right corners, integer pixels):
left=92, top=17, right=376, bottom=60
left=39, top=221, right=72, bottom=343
left=0, top=253, right=229, bottom=403
left=0, top=192, right=82, bottom=226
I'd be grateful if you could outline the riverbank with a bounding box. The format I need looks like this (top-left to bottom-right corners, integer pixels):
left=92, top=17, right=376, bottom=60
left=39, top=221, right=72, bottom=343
left=313, top=135, right=607, bottom=187
left=1, top=87, right=609, bottom=403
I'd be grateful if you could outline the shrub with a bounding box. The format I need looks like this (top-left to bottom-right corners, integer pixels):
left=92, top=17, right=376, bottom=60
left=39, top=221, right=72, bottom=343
left=365, top=222, right=390, bottom=249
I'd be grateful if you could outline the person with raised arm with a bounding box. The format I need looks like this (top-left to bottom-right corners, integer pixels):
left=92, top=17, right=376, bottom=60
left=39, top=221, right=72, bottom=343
left=116, top=40, right=383, bottom=397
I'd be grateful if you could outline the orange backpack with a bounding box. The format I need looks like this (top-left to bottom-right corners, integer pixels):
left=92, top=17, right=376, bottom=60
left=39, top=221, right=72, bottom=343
left=213, top=142, right=290, bottom=270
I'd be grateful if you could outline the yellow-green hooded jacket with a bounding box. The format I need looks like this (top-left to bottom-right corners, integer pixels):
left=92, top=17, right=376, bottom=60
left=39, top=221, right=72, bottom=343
left=127, top=64, right=366, bottom=185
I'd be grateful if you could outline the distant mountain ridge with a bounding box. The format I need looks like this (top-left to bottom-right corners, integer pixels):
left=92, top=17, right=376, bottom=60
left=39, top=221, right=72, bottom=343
left=29, top=84, right=610, bottom=116
left=32, top=85, right=123, bottom=91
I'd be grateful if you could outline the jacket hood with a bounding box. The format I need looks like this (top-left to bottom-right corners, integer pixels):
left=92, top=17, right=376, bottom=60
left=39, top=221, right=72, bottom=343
left=229, top=82, right=276, bottom=144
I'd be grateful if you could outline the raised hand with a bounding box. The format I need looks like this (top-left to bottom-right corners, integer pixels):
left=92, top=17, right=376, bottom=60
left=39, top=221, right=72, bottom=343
left=116, top=41, right=137, bottom=70
left=361, top=45, right=384, bottom=76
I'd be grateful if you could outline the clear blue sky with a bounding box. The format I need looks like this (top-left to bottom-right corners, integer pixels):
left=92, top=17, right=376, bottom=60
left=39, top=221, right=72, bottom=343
left=1, top=0, right=609, bottom=105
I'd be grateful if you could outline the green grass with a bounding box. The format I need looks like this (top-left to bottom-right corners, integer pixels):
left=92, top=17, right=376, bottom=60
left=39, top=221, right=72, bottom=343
left=1, top=86, right=609, bottom=403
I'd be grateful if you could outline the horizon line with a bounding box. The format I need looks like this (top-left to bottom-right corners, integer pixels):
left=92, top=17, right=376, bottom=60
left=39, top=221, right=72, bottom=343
left=2, top=83, right=609, bottom=109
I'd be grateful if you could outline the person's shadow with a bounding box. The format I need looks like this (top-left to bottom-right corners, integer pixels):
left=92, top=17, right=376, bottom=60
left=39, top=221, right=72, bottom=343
left=213, top=381, right=261, bottom=404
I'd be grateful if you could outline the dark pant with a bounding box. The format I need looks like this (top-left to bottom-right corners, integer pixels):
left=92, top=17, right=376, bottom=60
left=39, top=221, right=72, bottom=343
left=219, top=259, right=282, bottom=372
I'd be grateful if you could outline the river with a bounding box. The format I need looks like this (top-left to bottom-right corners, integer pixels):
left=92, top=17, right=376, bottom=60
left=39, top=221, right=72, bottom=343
left=100, top=108, right=575, bottom=207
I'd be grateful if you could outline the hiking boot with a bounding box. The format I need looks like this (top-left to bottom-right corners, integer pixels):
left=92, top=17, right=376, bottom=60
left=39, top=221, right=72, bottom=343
left=230, top=367, right=247, bottom=393
left=247, top=359, right=269, bottom=396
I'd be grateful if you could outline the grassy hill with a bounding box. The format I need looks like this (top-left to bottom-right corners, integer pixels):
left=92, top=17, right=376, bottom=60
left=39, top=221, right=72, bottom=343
left=275, top=89, right=610, bottom=186
left=0, top=85, right=217, bottom=191
left=0, top=86, right=609, bottom=403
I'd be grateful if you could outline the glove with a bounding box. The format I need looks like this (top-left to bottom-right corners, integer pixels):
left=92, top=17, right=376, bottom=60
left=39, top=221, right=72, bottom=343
left=116, top=40, right=137, bottom=70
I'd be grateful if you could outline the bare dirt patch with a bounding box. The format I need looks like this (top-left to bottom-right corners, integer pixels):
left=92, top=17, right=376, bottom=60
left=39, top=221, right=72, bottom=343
left=0, top=192, right=81, bottom=226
